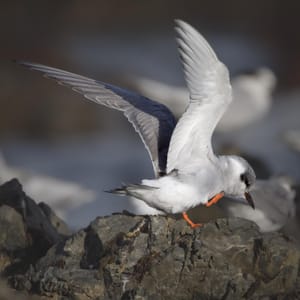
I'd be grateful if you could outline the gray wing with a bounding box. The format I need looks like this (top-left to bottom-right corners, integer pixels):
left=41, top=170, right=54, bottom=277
left=18, top=61, right=177, bottom=177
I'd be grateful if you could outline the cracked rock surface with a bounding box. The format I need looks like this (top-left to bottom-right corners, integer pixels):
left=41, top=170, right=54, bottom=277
left=0, top=179, right=300, bottom=299
left=12, top=215, right=300, bottom=299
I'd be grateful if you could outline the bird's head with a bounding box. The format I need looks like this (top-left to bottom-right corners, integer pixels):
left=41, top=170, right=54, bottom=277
left=220, top=155, right=256, bottom=209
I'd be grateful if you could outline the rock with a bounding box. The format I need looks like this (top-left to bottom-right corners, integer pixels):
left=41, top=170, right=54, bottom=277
left=11, top=214, right=300, bottom=299
left=283, top=183, right=300, bottom=247
left=0, top=279, right=40, bottom=300
left=0, top=205, right=28, bottom=252
left=0, top=178, right=299, bottom=299
left=38, top=202, right=71, bottom=236
left=0, top=205, right=28, bottom=274
left=0, top=179, right=70, bottom=278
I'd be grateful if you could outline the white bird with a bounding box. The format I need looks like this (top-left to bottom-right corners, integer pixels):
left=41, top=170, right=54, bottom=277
left=131, top=68, right=276, bottom=132
left=218, top=176, right=296, bottom=232
left=18, top=20, right=256, bottom=228
left=0, top=152, right=95, bottom=219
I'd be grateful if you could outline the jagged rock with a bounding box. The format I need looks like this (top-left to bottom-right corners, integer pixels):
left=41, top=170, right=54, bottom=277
left=0, top=179, right=70, bottom=277
left=0, top=279, right=40, bottom=300
left=38, top=202, right=71, bottom=236
left=0, top=205, right=28, bottom=273
left=11, top=214, right=300, bottom=299
left=0, top=179, right=299, bottom=299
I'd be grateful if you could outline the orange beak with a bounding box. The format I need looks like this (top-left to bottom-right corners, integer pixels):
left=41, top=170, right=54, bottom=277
left=245, top=192, right=255, bottom=209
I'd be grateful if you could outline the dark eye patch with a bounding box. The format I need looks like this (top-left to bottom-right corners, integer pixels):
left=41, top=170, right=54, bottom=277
left=240, top=173, right=250, bottom=187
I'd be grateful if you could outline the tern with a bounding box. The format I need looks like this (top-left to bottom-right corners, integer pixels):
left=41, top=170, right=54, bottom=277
left=17, top=20, right=256, bottom=228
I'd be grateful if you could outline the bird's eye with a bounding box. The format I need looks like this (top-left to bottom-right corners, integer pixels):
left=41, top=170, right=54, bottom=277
left=240, top=173, right=245, bottom=181
left=240, top=173, right=250, bottom=187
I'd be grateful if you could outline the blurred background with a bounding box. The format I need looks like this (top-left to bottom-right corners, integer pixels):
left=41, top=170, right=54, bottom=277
left=1, top=0, right=300, bottom=229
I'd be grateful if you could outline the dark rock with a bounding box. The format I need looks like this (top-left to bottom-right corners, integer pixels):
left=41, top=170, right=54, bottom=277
left=38, top=202, right=71, bottom=236
left=0, top=179, right=70, bottom=277
left=0, top=279, right=40, bottom=300
left=11, top=215, right=300, bottom=299
left=281, top=183, right=300, bottom=247
left=0, top=205, right=28, bottom=252
left=0, top=205, right=28, bottom=273
left=0, top=178, right=299, bottom=299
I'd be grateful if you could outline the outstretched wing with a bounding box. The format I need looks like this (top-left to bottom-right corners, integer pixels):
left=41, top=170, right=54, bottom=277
left=166, top=20, right=232, bottom=172
left=18, top=61, right=176, bottom=177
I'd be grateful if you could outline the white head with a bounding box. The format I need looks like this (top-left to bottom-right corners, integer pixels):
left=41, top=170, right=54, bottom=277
left=219, top=155, right=256, bottom=208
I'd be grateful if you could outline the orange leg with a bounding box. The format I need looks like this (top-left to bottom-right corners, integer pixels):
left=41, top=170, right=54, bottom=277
left=182, top=212, right=202, bottom=229
left=183, top=192, right=225, bottom=228
left=205, top=192, right=225, bottom=207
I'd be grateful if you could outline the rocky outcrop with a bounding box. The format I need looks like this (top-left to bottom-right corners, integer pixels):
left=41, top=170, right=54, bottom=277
left=0, top=179, right=69, bottom=276
left=0, top=179, right=299, bottom=299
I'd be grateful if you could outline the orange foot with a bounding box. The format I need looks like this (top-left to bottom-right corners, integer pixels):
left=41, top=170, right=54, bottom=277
left=182, top=212, right=202, bottom=229
left=205, top=192, right=225, bottom=207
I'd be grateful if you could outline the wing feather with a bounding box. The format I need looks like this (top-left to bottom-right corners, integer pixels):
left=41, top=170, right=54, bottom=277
left=166, top=20, right=232, bottom=172
left=17, top=61, right=176, bottom=177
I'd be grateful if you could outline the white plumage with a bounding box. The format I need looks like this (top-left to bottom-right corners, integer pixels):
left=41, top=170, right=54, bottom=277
left=18, top=20, right=256, bottom=225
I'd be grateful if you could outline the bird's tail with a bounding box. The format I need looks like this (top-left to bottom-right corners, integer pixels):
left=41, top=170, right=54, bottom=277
left=106, top=184, right=158, bottom=200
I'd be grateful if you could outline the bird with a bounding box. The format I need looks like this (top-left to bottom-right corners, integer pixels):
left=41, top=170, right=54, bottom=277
left=218, top=176, right=296, bottom=232
left=17, top=19, right=256, bottom=228
left=130, top=68, right=276, bottom=132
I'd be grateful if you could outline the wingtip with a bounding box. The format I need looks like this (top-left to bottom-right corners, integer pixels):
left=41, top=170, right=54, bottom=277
left=174, top=19, right=186, bottom=34
left=174, top=19, right=219, bottom=63
left=174, top=19, right=194, bottom=33
left=174, top=19, right=187, bottom=28
left=174, top=19, right=183, bottom=26
left=13, top=59, right=27, bottom=66
left=13, top=60, right=35, bottom=69
left=12, top=59, right=30, bottom=67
